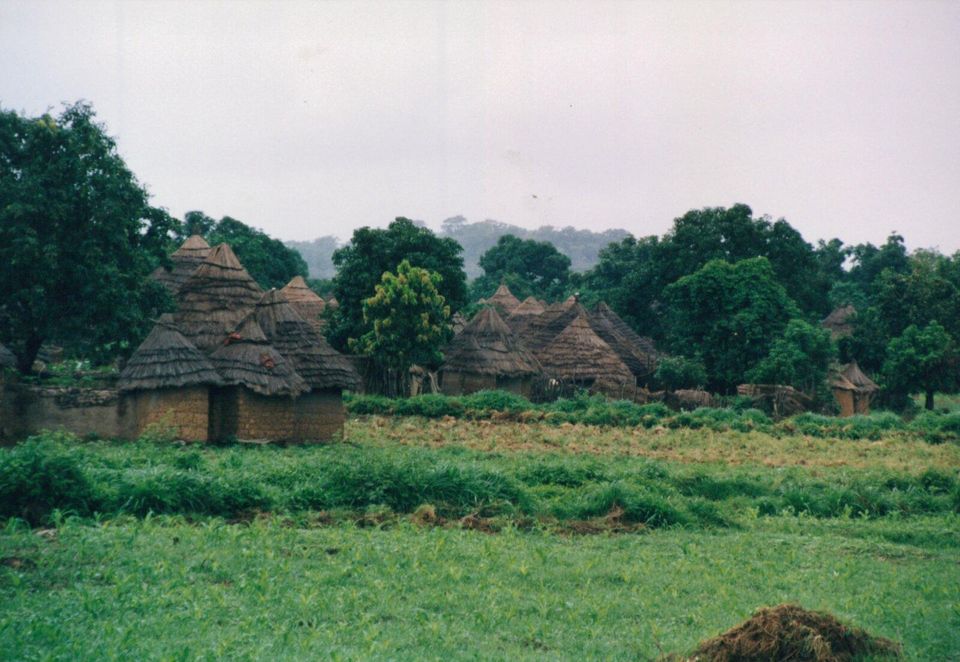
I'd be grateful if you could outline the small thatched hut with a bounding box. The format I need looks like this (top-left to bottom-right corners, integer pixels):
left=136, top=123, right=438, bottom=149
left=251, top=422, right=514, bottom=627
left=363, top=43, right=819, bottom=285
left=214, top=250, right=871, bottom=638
left=822, top=305, right=857, bottom=340
left=208, top=315, right=309, bottom=442
left=150, top=235, right=213, bottom=295
left=254, top=290, right=361, bottom=440
left=588, top=305, right=658, bottom=381
left=831, top=360, right=879, bottom=416
left=593, top=302, right=660, bottom=361
left=281, top=276, right=326, bottom=331
left=118, top=315, right=224, bottom=441
left=175, top=243, right=264, bottom=353
left=522, top=298, right=582, bottom=352
left=506, top=296, right=546, bottom=334
left=439, top=307, right=541, bottom=396
left=0, top=342, right=15, bottom=370
left=485, top=283, right=522, bottom=316
left=538, top=314, right=635, bottom=397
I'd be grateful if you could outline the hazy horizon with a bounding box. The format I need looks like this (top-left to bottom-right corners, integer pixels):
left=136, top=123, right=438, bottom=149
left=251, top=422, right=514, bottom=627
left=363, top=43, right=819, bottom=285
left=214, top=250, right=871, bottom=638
left=3, top=0, right=959, bottom=252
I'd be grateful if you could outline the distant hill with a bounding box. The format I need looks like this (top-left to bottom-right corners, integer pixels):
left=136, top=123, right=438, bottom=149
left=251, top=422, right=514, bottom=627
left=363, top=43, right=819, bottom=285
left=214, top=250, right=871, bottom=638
left=286, top=218, right=630, bottom=279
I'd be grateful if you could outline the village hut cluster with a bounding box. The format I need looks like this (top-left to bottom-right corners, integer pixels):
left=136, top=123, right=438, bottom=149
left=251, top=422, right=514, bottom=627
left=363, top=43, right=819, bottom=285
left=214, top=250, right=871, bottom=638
left=121, top=236, right=359, bottom=443
left=440, top=283, right=660, bottom=401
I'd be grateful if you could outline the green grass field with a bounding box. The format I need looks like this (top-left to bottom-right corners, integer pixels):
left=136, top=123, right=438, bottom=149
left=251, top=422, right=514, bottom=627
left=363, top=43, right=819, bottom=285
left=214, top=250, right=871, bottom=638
left=1, top=416, right=958, bottom=660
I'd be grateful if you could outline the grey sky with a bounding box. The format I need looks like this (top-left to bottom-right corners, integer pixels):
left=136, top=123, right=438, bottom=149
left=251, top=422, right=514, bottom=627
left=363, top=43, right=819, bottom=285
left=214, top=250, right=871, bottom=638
left=2, top=0, right=959, bottom=251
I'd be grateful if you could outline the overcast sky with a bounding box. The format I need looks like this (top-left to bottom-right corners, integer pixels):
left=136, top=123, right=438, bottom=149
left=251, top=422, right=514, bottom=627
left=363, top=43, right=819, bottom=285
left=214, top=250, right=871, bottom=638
left=2, top=0, right=959, bottom=251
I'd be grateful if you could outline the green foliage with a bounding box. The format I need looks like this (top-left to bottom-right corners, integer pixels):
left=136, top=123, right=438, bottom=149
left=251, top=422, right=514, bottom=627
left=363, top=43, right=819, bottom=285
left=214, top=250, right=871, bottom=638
left=748, top=319, right=835, bottom=394
left=471, top=234, right=572, bottom=302
left=0, top=102, right=178, bottom=371
left=329, top=218, right=467, bottom=351
left=351, top=260, right=451, bottom=376
left=655, top=356, right=708, bottom=390
left=882, top=322, right=959, bottom=410
left=663, top=257, right=801, bottom=393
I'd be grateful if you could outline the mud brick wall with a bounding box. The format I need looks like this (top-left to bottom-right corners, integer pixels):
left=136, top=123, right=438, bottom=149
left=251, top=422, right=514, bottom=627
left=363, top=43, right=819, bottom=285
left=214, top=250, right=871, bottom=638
left=3, top=384, right=134, bottom=440
left=441, top=371, right=496, bottom=396
left=126, top=386, right=211, bottom=442
left=292, top=389, right=345, bottom=442
left=234, top=388, right=299, bottom=442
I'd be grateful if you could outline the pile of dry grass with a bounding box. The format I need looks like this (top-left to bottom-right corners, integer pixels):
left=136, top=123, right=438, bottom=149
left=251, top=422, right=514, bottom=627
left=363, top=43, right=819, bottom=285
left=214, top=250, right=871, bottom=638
left=677, top=604, right=902, bottom=661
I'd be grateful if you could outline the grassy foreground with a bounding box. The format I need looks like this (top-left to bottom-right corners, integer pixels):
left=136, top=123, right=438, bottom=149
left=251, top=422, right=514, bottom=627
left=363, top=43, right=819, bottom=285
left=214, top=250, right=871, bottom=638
left=1, top=416, right=959, bottom=659
left=1, top=515, right=958, bottom=660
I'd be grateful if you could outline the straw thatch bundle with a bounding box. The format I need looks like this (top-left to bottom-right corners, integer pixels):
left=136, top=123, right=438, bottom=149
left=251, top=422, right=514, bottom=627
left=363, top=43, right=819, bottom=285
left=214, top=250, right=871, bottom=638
left=0, top=341, right=16, bottom=369
left=588, top=306, right=657, bottom=378
left=485, top=283, right=522, bottom=315
left=254, top=290, right=360, bottom=391
left=506, top=296, right=545, bottom=334
left=822, top=305, right=857, bottom=339
left=150, top=235, right=213, bottom=295
left=831, top=360, right=878, bottom=392
left=117, top=315, right=223, bottom=392
left=592, top=302, right=660, bottom=359
left=208, top=315, right=308, bottom=397
left=175, top=243, right=264, bottom=353
left=538, top=314, right=634, bottom=387
left=281, top=276, right=326, bottom=330
left=441, top=307, right=540, bottom=378
left=522, top=299, right=584, bottom=351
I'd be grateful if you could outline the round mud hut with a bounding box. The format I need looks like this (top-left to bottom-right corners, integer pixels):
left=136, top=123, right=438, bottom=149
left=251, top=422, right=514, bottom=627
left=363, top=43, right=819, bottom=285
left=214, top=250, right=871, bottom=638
left=831, top=360, right=879, bottom=417
left=207, top=315, right=309, bottom=443
left=175, top=243, right=264, bottom=354
left=439, top=306, right=541, bottom=396
left=150, top=235, right=213, bottom=296
left=281, top=276, right=326, bottom=331
left=254, top=290, right=361, bottom=440
left=118, top=314, right=224, bottom=442
left=537, top=314, right=635, bottom=399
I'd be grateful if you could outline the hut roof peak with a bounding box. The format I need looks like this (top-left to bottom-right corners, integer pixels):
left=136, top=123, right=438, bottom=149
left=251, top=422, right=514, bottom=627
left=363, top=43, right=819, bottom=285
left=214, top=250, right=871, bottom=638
left=441, top=306, right=540, bottom=377
left=208, top=314, right=309, bottom=397
left=538, top=313, right=634, bottom=387
left=175, top=234, right=211, bottom=253
left=118, top=318, right=223, bottom=392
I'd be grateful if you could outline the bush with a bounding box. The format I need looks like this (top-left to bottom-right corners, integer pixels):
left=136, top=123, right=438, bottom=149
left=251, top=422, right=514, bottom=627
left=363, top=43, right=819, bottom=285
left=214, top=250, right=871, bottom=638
left=0, top=434, right=98, bottom=524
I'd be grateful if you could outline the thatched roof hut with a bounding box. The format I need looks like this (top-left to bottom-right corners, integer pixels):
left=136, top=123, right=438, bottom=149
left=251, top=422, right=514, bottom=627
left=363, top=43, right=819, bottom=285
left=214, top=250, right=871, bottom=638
left=523, top=298, right=585, bottom=352
left=485, top=283, right=522, bottom=315
left=150, top=235, right=212, bottom=295
left=593, top=302, right=659, bottom=359
left=118, top=315, right=223, bottom=392
left=441, top=307, right=540, bottom=378
left=506, top=296, right=545, bottom=334
left=587, top=309, right=657, bottom=379
left=280, top=276, right=326, bottom=330
left=538, top=314, right=634, bottom=392
left=822, top=305, right=857, bottom=339
left=254, top=290, right=360, bottom=391
left=175, top=243, right=264, bottom=353
left=208, top=315, right=308, bottom=397
left=0, top=342, right=16, bottom=369
left=831, top=360, right=879, bottom=417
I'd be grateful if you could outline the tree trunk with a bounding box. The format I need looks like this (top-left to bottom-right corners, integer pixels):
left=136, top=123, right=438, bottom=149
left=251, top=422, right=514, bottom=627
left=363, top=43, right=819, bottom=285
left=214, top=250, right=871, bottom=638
left=925, top=389, right=935, bottom=411
left=16, top=333, right=43, bottom=375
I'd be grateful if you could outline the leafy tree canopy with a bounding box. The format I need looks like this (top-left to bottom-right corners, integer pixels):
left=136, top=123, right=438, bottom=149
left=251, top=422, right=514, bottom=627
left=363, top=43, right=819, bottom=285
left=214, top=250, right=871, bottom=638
left=178, top=211, right=307, bottom=290
left=654, top=356, right=707, bottom=391
left=0, top=102, right=177, bottom=371
left=882, top=321, right=958, bottom=410
left=328, top=218, right=466, bottom=351
left=471, top=234, right=572, bottom=302
left=748, top=319, right=836, bottom=396
left=663, top=257, right=800, bottom=393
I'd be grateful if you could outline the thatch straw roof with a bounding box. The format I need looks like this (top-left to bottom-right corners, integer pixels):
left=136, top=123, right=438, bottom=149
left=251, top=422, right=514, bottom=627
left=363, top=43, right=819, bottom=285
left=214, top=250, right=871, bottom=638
left=254, top=290, right=360, bottom=391
left=522, top=299, right=586, bottom=351
left=831, top=360, right=878, bottom=392
left=538, top=314, right=634, bottom=387
left=587, top=309, right=657, bottom=378
left=593, top=303, right=660, bottom=358
left=208, top=315, right=308, bottom=397
left=118, top=314, right=224, bottom=392
left=0, top=341, right=16, bottom=369
left=822, top=305, right=856, bottom=339
left=485, top=283, right=522, bottom=315
left=281, top=276, right=325, bottom=330
left=150, top=235, right=212, bottom=295
left=175, top=243, right=264, bottom=353
left=441, top=307, right=540, bottom=377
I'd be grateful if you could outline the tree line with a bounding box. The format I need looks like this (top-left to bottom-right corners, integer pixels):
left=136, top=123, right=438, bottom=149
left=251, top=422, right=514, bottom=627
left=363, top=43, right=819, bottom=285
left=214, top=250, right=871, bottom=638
left=1, top=102, right=957, bottom=409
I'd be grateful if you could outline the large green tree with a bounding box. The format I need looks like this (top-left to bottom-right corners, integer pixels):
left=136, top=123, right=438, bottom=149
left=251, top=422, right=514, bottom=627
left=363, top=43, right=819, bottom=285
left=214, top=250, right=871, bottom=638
left=662, top=257, right=800, bottom=393
left=351, top=260, right=450, bottom=395
left=0, top=102, right=177, bottom=372
left=328, top=218, right=466, bottom=351
left=748, top=319, right=835, bottom=395
left=471, top=234, right=571, bottom=302
left=882, top=322, right=958, bottom=410
left=178, top=212, right=307, bottom=290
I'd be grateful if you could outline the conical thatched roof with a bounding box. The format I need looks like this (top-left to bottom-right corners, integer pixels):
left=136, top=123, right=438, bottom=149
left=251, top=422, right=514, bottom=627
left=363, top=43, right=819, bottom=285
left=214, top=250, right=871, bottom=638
left=593, top=302, right=660, bottom=358
left=254, top=290, right=360, bottom=391
left=175, top=243, right=264, bottom=353
left=0, top=341, right=16, bottom=369
left=441, top=307, right=540, bottom=377
left=831, top=360, right=878, bottom=392
left=506, top=296, right=546, bottom=334
left=150, top=235, right=212, bottom=295
left=538, top=314, right=634, bottom=387
left=587, top=308, right=657, bottom=378
left=281, top=276, right=325, bottom=330
left=522, top=300, right=587, bottom=351
left=822, top=305, right=857, bottom=339
left=117, top=314, right=223, bottom=392
left=208, top=315, right=308, bottom=397
left=486, top=283, right=522, bottom=315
